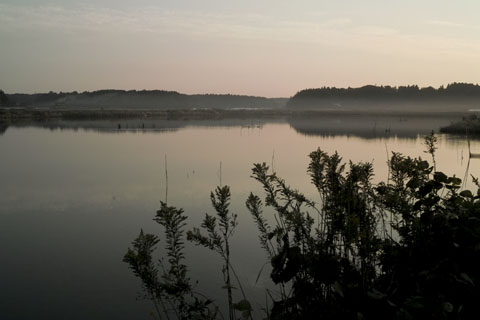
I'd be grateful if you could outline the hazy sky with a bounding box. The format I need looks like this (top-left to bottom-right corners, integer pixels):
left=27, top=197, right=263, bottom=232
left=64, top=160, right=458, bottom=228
left=1, top=0, right=479, bottom=97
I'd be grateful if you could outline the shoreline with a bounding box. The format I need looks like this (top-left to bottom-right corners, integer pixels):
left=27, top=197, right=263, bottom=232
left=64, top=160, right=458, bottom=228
left=1, top=107, right=472, bottom=139
left=0, top=107, right=470, bottom=123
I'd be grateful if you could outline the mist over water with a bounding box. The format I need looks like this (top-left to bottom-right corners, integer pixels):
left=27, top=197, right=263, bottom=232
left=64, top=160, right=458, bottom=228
left=0, top=118, right=478, bottom=319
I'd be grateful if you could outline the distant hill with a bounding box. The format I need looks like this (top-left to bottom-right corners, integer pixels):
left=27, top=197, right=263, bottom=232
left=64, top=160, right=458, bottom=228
left=288, top=83, right=480, bottom=111
left=4, top=90, right=287, bottom=110
left=5, top=83, right=480, bottom=112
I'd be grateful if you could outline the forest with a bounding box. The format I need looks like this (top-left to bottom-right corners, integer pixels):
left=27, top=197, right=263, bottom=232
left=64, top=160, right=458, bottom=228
left=1, top=90, right=286, bottom=110
left=288, top=83, right=480, bottom=110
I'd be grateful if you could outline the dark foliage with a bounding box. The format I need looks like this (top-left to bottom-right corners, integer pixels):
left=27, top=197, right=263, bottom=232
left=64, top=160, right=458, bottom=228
left=124, top=202, right=217, bottom=320
left=187, top=186, right=252, bottom=320
left=247, top=151, right=380, bottom=319
left=126, top=134, right=480, bottom=319
left=288, top=82, right=480, bottom=108
left=245, top=139, right=480, bottom=319
left=440, top=114, right=480, bottom=135
left=0, top=90, right=8, bottom=107
left=5, top=90, right=285, bottom=109
left=374, top=155, right=480, bottom=319
left=291, top=83, right=480, bottom=101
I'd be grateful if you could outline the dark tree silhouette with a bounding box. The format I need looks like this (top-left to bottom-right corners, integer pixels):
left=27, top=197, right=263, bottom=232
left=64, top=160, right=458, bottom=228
left=288, top=82, right=480, bottom=108
left=0, top=90, right=9, bottom=107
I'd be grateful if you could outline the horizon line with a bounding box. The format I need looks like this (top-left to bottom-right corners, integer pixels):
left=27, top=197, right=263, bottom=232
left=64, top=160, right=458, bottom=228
left=3, top=81, right=480, bottom=98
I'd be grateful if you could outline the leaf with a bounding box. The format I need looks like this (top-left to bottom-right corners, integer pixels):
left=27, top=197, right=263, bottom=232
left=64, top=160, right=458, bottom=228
left=434, top=171, right=448, bottom=183
left=447, top=176, right=462, bottom=185
left=419, top=160, right=430, bottom=170
left=404, top=296, right=424, bottom=310
left=255, top=262, right=269, bottom=285
left=412, top=200, right=422, bottom=211
left=459, top=273, right=474, bottom=286
left=460, top=190, right=474, bottom=198
left=443, top=302, right=453, bottom=313
left=233, top=299, right=252, bottom=319
left=334, top=281, right=344, bottom=298
left=418, top=181, right=435, bottom=196
left=406, top=178, right=420, bottom=189
left=367, top=289, right=386, bottom=300
left=221, top=284, right=237, bottom=290
left=233, top=299, right=252, bottom=311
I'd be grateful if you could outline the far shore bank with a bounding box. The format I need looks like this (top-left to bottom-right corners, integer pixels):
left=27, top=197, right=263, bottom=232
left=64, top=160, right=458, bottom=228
left=2, top=107, right=475, bottom=139
left=0, top=107, right=473, bottom=123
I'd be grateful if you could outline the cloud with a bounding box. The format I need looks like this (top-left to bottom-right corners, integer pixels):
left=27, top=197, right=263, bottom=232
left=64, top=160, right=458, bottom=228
left=322, top=18, right=352, bottom=27
left=353, top=25, right=398, bottom=36
left=426, top=20, right=464, bottom=28
left=1, top=3, right=479, bottom=61
left=0, top=3, right=347, bottom=42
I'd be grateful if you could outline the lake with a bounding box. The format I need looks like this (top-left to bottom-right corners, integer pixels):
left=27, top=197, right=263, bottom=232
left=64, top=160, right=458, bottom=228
left=1, top=114, right=478, bottom=319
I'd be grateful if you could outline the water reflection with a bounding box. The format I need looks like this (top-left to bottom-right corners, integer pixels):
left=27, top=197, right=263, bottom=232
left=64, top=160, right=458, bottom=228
left=288, top=114, right=456, bottom=139
left=0, top=113, right=464, bottom=140
left=1, top=119, right=273, bottom=135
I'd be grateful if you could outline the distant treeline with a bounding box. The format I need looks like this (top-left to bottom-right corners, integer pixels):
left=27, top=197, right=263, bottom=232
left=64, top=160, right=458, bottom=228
left=288, top=83, right=480, bottom=110
left=3, top=83, right=480, bottom=112
left=1, top=89, right=287, bottom=110
left=0, top=90, right=8, bottom=107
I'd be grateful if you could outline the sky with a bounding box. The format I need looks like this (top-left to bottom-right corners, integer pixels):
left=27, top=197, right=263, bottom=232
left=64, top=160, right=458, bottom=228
left=1, top=0, right=479, bottom=97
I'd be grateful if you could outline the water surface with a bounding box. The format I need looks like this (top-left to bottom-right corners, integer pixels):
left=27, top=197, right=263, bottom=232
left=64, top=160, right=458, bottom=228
left=1, top=117, right=478, bottom=319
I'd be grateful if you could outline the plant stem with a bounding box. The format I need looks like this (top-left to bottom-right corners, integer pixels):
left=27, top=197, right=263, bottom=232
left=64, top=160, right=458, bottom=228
left=165, top=154, right=168, bottom=204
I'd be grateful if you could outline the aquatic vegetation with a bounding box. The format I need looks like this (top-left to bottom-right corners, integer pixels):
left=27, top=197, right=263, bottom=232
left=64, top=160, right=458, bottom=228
left=124, top=203, right=218, bottom=320
left=125, top=134, right=480, bottom=319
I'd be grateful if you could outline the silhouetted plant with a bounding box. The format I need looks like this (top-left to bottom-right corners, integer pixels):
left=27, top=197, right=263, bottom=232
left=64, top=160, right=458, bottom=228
left=245, top=133, right=479, bottom=319
left=375, top=145, right=480, bottom=319
left=246, top=150, right=381, bottom=319
left=187, top=186, right=252, bottom=320
left=424, top=130, right=438, bottom=170
left=123, top=229, right=164, bottom=316
left=124, top=202, right=217, bottom=320
left=126, top=133, right=480, bottom=320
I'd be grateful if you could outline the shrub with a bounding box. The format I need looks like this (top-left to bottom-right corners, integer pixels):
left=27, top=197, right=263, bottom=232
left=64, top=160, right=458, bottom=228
left=126, top=135, right=480, bottom=319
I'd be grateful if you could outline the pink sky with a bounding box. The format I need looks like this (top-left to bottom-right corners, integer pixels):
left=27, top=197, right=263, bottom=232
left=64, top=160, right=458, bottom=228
left=1, top=1, right=479, bottom=97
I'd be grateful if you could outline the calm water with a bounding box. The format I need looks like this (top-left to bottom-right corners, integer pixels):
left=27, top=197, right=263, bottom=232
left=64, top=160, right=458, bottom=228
left=0, top=117, right=478, bottom=319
